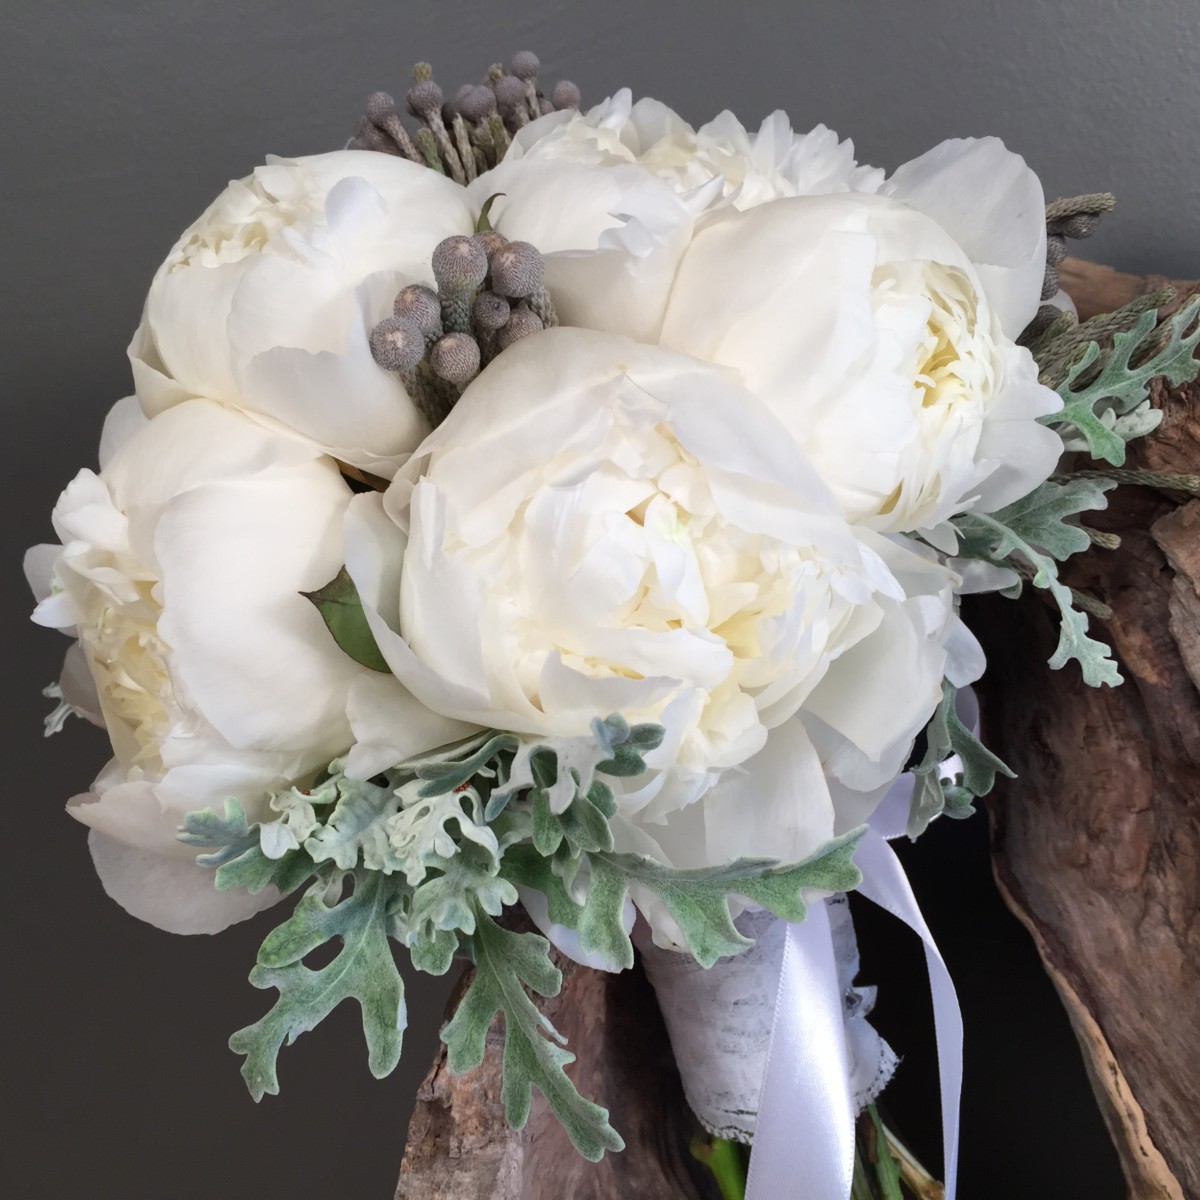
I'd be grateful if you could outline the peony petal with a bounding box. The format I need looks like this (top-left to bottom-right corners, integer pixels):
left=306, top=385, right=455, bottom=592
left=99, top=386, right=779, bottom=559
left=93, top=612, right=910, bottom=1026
left=98, top=396, right=150, bottom=468
left=884, top=137, right=1046, bottom=339
left=87, top=829, right=280, bottom=935
left=345, top=673, right=480, bottom=780
left=153, top=457, right=359, bottom=756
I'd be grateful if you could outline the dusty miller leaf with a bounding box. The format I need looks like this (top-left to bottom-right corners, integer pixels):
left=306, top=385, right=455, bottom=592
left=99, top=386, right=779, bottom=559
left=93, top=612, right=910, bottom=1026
left=954, top=478, right=1122, bottom=687
left=304, top=776, right=403, bottom=873
left=230, top=870, right=407, bottom=1101
left=387, top=779, right=499, bottom=885
left=405, top=845, right=517, bottom=943
left=179, top=800, right=317, bottom=896
left=571, top=828, right=867, bottom=970
left=908, top=682, right=1013, bottom=837
left=1045, top=299, right=1200, bottom=465
left=442, top=908, right=624, bottom=1162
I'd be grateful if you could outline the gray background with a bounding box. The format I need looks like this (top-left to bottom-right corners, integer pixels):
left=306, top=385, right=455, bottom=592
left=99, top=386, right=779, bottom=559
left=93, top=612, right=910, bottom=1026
left=5, top=1, right=1198, bottom=1196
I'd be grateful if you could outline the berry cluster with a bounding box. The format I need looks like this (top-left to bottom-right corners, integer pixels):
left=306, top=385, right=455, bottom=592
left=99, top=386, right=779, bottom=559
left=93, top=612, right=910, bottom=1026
left=348, top=51, right=581, bottom=183
left=370, top=231, right=558, bottom=426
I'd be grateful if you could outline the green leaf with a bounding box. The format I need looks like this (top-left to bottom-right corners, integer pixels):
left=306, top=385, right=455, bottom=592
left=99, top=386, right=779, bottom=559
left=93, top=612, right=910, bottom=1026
left=907, top=681, right=1013, bottom=837
left=302, top=566, right=389, bottom=672
left=867, top=1105, right=905, bottom=1200
left=954, top=479, right=1122, bottom=687
left=981, top=477, right=1113, bottom=560
left=410, top=732, right=520, bottom=798
left=499, top=844, right=585, bottom=927
left=230, top=871, right=407, bottom=1101
left=475, top=192, right=506, bottom=233
left=580, top=828, right=868, bottom=970
left=409, top=927, right=459, bottom=976
left=1045, top=299, right=1200, bottom=465
left=442, top=908, right=624, bottom=1161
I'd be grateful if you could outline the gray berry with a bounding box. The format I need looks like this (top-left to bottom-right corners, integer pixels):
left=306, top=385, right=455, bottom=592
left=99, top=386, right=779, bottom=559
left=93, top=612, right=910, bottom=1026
left=493, top=75, right=527, bottom=111
left=393, top=284, right=443, bottom=335
left=407, top=80, right=444, bottom=118
left=496, top=302, right=544, bottom=349
left=370, top=317, right=426, bottom=372
left=473, top=291, right=511, bottom=332
left=432, top=235, right=489, bottom=292
left=365, top=91, right=397, bottom=124
left=430, top=332, right=482, bottom=384
left=552, top=80, right=581, bottom=110
left=459, top=85, right=498, bottom=122
left=510, top=51, right=540, bottom=81
left=490, top=241, right=545, bottom=298
left=473, top=230, right=508, bottom=259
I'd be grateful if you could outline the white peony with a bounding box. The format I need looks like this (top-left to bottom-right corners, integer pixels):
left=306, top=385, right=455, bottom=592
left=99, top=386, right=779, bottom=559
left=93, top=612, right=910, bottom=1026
left=470, top=92, right=880, bottom=345
left=341, top=329, right=981, bottom=919
left=506, top=88, right=883, bottom=209
left=25, top=398, right=456, bottom=934
left=659, top=138, right=1062, bottom=546
left=129, top=151, right=475, bottom=476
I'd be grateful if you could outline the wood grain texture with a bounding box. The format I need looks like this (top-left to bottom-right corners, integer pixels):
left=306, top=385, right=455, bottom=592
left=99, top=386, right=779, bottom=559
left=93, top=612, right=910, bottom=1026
left=395, top=927, right=719, bottom=1200
left=977, top=258, right=1200, bottom=1199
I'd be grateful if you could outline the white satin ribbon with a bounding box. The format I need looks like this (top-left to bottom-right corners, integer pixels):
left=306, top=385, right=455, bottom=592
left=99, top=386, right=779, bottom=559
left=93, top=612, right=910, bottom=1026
left=746, top=827, right=962, bottom=1200
left=745, top=898, right=854, bottom=1199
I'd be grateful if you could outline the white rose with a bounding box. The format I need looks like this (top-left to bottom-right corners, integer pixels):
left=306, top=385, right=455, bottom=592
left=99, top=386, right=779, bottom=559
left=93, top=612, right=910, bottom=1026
left=659, top=138, right=1062, bottom=547
left=507, top=88, right=883, bottom=208
left=129, top=151, right=475, bottom=476
left=25, top=398, right=454, bottom=934
left=342, top=329, right=980, bottom=882
left=470, top=93, right=879, bottom=345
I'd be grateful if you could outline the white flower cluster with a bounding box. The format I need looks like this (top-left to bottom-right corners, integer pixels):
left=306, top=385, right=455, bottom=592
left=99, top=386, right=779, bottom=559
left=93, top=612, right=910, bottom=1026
left=28, top=91, right=1060, bottom=942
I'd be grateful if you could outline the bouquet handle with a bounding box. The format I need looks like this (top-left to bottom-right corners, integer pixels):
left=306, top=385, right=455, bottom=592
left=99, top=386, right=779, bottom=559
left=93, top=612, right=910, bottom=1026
left=395, top=912, right=720, bottom=1200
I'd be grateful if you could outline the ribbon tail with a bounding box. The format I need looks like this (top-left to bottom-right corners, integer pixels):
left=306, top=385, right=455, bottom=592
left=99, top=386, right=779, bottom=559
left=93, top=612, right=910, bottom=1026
left=856, top=828, right=964, bottom=1200
left=746, top=898, right=856, bottom=1200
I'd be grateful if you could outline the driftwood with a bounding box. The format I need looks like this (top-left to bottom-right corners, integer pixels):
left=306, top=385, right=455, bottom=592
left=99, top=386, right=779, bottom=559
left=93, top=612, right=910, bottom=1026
left=396, top=257, right=1200, bottom=1199
left=976, top=257, right=1200, bottom=1199
left=395, top=922, right=719, bottom=1200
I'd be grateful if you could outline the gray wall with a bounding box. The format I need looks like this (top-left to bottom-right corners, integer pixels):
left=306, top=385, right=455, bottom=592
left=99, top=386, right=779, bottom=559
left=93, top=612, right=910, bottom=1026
left=6, top=1, right=1197, bottom=1196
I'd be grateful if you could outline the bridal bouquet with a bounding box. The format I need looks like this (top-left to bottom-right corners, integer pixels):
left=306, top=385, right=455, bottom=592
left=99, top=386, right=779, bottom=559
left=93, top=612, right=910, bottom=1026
left=27, top=48, right=1199, bottom=1200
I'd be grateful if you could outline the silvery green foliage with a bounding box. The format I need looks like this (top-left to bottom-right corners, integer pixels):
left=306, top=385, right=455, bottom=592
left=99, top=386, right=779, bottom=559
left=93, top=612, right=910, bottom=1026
left=907, top=682, right=1014, bottom=838
left=180, top=714, right=870, bottom=1159
left=954, top=477, right=1121, bottom=686
left=1042, top=299, right=1200, bottom=466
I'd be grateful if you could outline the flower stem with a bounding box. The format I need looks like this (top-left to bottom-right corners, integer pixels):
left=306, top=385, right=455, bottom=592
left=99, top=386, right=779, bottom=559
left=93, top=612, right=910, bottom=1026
left=853, top=1105, right=944, bottom=1200
left=880, top=1125, right=945, bottom=1200
left=691, top=1134, right=749, bottom=1200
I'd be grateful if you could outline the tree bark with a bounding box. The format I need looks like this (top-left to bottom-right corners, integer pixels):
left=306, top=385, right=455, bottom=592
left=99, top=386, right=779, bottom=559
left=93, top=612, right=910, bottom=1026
left=975, top=257, right=1200, bottom=1199
left=395, top=923, right=719, bottom=1200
